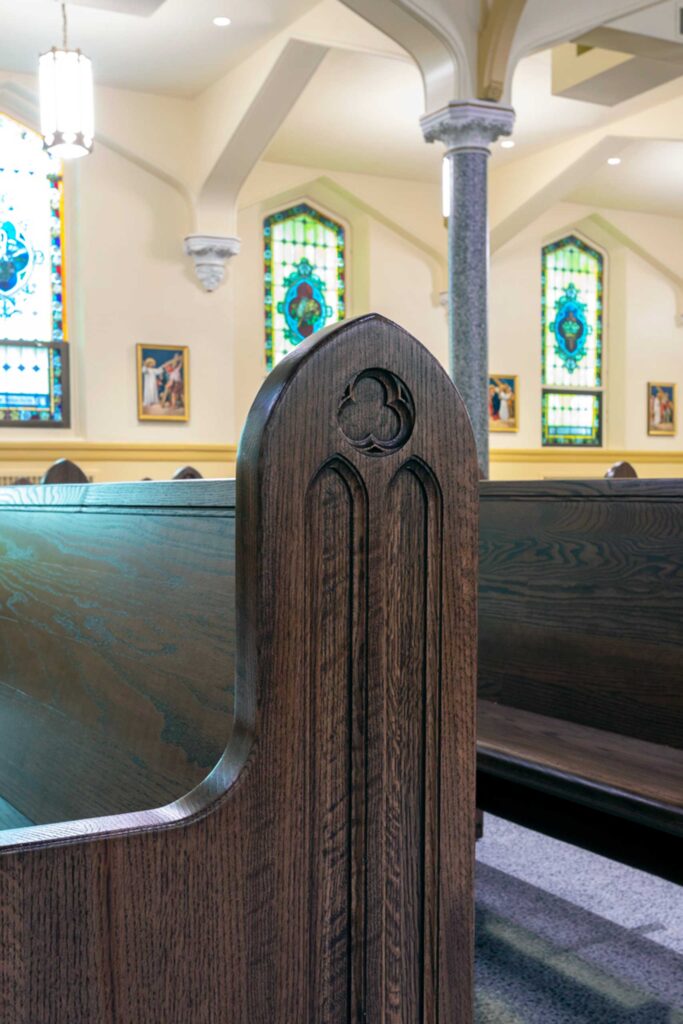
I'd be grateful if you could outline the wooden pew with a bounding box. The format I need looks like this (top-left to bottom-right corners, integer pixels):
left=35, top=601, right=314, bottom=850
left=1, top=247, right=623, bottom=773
left=605, top=459, right=637, bottom=478
left=172, top=464, right=203, bottom=479
left=478, top=479, right=683, bottom=883
left=41, top=457, right=88, bottom=483
left=0, top=314, right=478, bottom=1023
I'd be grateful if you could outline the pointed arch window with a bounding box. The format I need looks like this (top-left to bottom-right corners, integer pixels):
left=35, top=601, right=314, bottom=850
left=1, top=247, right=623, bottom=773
left=541, top=234, right=603, bottom=446
left=264, top=203, right=346, bottom=370
left=0, top=112, right=68, bottom=426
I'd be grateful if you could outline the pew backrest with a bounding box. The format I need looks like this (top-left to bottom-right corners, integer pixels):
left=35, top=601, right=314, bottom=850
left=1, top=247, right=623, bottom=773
left=172, top=464, right=203, bottom=479
left=479, top=479, right=683, bottom=749
left=41, top=458, right=88, bottom=484
left=0, top=479, right=235, bottom=824
left=605, top=460, right=638, bottom=478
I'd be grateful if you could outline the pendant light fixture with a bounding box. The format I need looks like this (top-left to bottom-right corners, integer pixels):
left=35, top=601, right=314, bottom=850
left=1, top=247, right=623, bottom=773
left=39, top=1, right=94, bottom=160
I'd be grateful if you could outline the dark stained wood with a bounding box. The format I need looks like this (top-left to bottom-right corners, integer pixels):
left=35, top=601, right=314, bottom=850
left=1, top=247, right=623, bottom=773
left=0, top=796, right=31, bottom=831
left=481, top=479, right=675, bottom=500
left=478, top=701, right=683, bottom=828
left=0, top=314, right=478, bottom=1024
left=605, top=459, right=637, bottom=478
left=478, top=478, right=683, bottom=880
left=0, top=483, right=235, bottom=824
left=479, top=479, right=683, bottom=749
left=41, top=458, right=89, bottom=484
left=172, top=465, right=203, bottom=479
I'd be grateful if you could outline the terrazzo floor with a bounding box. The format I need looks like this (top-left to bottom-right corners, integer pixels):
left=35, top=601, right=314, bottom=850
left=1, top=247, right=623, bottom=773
left=475, top=816, right=683, bottom=1023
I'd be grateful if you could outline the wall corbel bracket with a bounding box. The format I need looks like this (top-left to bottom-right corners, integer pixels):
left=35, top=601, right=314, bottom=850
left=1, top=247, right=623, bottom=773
left=184, top=235, right=241, bottom=292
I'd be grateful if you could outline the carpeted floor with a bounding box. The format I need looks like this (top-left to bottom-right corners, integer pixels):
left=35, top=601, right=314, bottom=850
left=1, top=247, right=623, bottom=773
left=475, top=816, right=683, bottom=1023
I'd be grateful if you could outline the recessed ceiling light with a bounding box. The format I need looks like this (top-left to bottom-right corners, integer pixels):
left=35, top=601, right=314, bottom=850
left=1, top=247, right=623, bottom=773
left=607, top=156, right=621, bottom=166
left=501, top=139, right=515, bottom=149
left=213, top=16, right=232, bottom=26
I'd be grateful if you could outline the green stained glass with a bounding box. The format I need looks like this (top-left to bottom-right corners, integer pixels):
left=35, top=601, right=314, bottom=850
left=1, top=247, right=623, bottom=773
left=264, top=203, right=346, bottom=369
left=541, top=235, right=604, bottom=446
left=542, top=235, right=602, bottom=389
left=542, top=391, right=602, bottom=447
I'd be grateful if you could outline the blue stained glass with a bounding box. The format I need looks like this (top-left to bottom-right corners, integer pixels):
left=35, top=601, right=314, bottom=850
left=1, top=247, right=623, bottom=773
left=0, top=113, right=65, bottom=343
left=0, top=113, right=68, bottom=426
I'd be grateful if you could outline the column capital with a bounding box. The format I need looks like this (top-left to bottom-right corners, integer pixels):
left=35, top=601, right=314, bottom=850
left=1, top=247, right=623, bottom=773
left=421, top=99, right=515, bottom=153
left=184, top=234, right=241, bottom=292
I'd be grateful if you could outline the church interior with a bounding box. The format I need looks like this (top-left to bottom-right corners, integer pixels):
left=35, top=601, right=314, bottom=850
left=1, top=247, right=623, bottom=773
left=0, top=2, right=681, bottom=1023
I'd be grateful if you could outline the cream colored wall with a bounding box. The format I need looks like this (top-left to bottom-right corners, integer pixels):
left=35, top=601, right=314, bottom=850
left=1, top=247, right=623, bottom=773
left=0, top=76, right=448, bottom=480
left=367, top=219, right=447, bottom=366
left=489, top=200, right=683, bottom=478
left=0, top=70, right=238, bottom=471
left=78, top=144, right=235, bottom=446
left=0, top=139, right=236, bottom=457
left=1, top=63, right=682, bottom=484
left=622, top=255, right=681, bottom=449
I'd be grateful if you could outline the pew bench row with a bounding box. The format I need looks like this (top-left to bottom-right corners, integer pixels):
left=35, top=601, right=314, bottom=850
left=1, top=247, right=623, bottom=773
left=0, top=473, right=679, bottom=886
left=478, top=478, right=683, bottom=883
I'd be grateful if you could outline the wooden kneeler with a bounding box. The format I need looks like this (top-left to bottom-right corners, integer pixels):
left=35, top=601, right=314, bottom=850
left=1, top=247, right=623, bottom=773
left=0, top=314, right=478, bottom=1023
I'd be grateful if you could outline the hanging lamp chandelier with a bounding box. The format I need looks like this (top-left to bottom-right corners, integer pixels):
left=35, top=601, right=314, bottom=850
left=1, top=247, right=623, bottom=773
left=39, top=1, right=94, bottom=160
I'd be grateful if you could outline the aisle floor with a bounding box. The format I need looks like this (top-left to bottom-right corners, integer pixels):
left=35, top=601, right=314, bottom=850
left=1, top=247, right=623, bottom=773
left=476, top=816, right=683, bottom=1023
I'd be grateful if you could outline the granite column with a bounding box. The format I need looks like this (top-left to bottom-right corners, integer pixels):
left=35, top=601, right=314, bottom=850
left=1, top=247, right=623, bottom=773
left=421, top=100, right=515, bottom=475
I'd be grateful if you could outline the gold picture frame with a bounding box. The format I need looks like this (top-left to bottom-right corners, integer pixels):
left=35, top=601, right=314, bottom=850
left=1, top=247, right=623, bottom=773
left=647, top=382, right=676, bottom=436
left=489, top=374, right=519, bottom=432
left=137, top=344, right=190, bottom=422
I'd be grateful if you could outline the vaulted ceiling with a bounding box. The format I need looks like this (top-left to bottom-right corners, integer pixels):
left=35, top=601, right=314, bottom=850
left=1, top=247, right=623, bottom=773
left=0, top=0, right=318, bottom=96
left=2, top=0, right=683, bottom=219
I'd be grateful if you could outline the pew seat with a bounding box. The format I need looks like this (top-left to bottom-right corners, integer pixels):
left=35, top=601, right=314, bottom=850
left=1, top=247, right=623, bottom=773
left=478, top=700, right=683, bottom=839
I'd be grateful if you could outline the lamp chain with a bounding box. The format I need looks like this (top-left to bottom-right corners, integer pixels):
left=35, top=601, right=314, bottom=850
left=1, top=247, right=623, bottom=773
left=62, top=1, right=68, bottom=50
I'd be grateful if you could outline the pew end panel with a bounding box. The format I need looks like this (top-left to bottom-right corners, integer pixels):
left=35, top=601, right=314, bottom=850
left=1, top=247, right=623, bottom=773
left=0, top=313, right=479, bottom=1024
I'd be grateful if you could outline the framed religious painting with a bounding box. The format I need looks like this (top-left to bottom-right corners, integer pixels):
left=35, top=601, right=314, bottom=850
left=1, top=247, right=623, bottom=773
left=489, top=374, right=518, bottom=432
left=647, top=382, right=676, bottom=436
left=137, top=344, right=189, bottom=422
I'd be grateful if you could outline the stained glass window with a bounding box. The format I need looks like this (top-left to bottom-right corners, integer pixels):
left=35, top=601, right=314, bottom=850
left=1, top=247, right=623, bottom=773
left=541, top=235, right=603, bottom=446
left=0, top=112, right=68, bottom=425
left=264, top=203, right=346, bottom=369
left=542, top=391, right=602, bottom=446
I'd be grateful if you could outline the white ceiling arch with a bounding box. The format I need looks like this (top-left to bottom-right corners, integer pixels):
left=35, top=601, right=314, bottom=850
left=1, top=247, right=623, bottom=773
left=338, top=0, right=475, bottom=109
left=339, top=0, right=674, bottom=112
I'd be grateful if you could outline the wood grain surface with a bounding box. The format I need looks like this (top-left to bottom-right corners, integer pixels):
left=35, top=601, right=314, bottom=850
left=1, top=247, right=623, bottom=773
left=0, top=314, right=478, bottom=1024
left=479, top=479, right=683, bottom=749
left=478, top=700, right=683, bottom=829
left=0, top=493, right=235, bottom=824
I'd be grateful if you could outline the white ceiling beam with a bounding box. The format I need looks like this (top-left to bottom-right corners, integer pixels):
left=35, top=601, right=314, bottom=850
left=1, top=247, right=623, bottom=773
left=505, top=0, right=666, bottom=100
left=196, top=39, right=329, bottom=235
